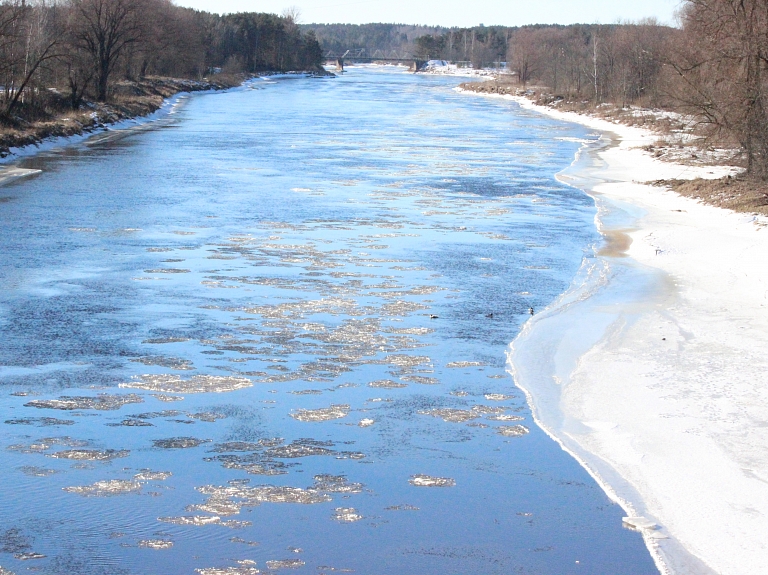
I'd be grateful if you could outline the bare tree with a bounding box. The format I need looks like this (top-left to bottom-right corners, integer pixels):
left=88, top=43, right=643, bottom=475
left=281, top=6, right=301, bottom=27
left=68, top=0, right=145, bottom=101
left=0, top=0, right=29, bottom=110
left=670, top=0, right=768, bottom=178
left=508, top=28, right=540, bottom=86
left=63, top=39, right=93, bottom=109
left=3, top=1, right=63, bottom=118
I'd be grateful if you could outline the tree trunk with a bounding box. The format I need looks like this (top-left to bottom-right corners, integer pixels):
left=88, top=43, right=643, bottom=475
left=97, top=58, right=109, bottom=101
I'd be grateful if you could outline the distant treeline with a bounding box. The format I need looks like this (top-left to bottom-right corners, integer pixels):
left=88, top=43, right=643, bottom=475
left=0, top=0, right=323, bottom=121
left=300, top=23, right=444, bottom=58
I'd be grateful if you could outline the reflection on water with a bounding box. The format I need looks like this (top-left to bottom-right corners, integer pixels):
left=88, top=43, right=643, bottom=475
left=0, top=67, right=657, bottom=574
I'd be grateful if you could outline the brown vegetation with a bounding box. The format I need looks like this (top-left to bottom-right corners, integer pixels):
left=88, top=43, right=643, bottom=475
left=0, top=75, right=242, bottom=156
left=652, top=177, right=768, bottom=215
left=458, top=79, right=693, bottom=136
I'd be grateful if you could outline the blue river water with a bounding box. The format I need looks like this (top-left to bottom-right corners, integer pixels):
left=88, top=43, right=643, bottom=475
left=0, top=66, right=658, bottom=575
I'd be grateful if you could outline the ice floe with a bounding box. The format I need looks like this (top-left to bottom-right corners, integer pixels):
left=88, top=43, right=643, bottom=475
left=497, top=425, right=529, bottom=437
left=265, top=559, right=305, bottom=570
left=332, top=507, right=363, bottom=522
left=63, top=479, right=143, bottom=497
left=4, top=417, right=75, bottom=426
left=121, top=374, right=252, bottom=394
left=409, top=475, right=455, bottom=487
left=138, top=539, right=173, bottom=549
left=289, top=405, right=349, bottom=422
left=25, top=394, right=144, bottom=411
left=152, top=437, right=210, bottom=449
left=49, top=449, right=129, bottom=461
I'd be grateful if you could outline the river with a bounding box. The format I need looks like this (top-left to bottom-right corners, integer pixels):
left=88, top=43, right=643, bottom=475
left=0, top=66, right=657, bottom=575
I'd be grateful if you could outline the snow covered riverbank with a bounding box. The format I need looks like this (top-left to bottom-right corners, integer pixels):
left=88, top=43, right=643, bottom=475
left=458, top=88, right=768, bottom=575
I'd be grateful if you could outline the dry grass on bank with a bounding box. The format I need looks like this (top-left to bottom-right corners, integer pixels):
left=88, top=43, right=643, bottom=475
left=462, top=79, right=692, bottom=134
left=0, top=75, right=244, bottom=157
left=651, top=177, right=768, bottom=216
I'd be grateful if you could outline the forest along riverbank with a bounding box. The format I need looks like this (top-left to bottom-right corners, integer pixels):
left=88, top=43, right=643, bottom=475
left=0, top=67, right=659, bottom=575
left=463, top=90, right=768, bottom=575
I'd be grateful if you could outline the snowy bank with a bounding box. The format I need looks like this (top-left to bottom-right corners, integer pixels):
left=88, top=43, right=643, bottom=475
left=458, top=88, right=768, bottom=574
left=419, top=60, right=500, bottom=78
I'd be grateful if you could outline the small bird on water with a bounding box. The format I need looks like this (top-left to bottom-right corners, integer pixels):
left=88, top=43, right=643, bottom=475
left=485, top=313, right=494, bottom=318
left=429, top=314, right=439, bottom=319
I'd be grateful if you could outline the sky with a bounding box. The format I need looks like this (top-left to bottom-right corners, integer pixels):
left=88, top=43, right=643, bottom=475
left=173, top=0, right=682, bottom=27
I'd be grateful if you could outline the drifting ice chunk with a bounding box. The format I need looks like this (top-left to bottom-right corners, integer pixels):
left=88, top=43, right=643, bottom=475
left=290, top=405, right=349, bottom=422
left=14, top=553, right=45, bottom=560
left=265, top=559, right=305, bottom=570
left=409, top=474, right=455, bottom=487
left=159, top=516, right=222, bottom=526
left=367, top=380, right=406, bottom=389
left=121, top=374, right=251, bottom=394
left=25, top=394, right=143, bottom=411
left=497, top=425, right=529, bottom=437
left=487, top=414, right=524, bottom=422
left=138, top=540, right=173, bottom=549
left=446, top=361, right=484, bottom=368
left=197, top=567, right=261, bottom=575
left=484, top=394, right=514, bottom=401
left=622, top=516, right=659, bottom=531
left=49, top=449, right=129, bottom=461
left=332, top=507, right=363, bottom=522
left=419, top=408, right=479, bottom=423
left=152, top=437, right=210, bottom=449
left=63, top=479, right=143, bottom=497
left=134, top=470, right=172, bottom=481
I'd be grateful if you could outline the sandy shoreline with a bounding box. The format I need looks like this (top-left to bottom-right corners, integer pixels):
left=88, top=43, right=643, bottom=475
left=455, top=88, right=768, bottom=574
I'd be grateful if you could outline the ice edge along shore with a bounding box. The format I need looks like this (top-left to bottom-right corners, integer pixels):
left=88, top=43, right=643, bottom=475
left=455, top=87, right=768, bottom=575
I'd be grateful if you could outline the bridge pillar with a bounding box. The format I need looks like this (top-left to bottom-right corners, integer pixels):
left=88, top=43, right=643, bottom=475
left=410, top=60, right=426, bottom=72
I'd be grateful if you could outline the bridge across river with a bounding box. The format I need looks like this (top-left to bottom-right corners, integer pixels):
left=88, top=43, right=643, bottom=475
left=323, top=51, right=426, bottom=72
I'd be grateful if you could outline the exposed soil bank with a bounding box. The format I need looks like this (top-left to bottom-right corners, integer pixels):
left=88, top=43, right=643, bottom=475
left=0, top=76, right=250, bottom=158
left=651, top=176, right=768, bottom=216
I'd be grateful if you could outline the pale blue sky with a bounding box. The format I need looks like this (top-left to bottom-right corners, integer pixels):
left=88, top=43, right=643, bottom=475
left=174, top=0, right=682, bottom=27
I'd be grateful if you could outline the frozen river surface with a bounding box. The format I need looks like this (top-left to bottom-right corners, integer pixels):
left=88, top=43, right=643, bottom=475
left=0, top=68, right=657, bottom=575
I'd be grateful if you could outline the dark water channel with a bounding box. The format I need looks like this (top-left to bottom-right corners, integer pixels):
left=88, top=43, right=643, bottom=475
left=0, top=67, right=658, bottom=575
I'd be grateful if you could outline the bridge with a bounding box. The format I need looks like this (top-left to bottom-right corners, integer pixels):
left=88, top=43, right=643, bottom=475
left=323, top=49, right=426, bottom=72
